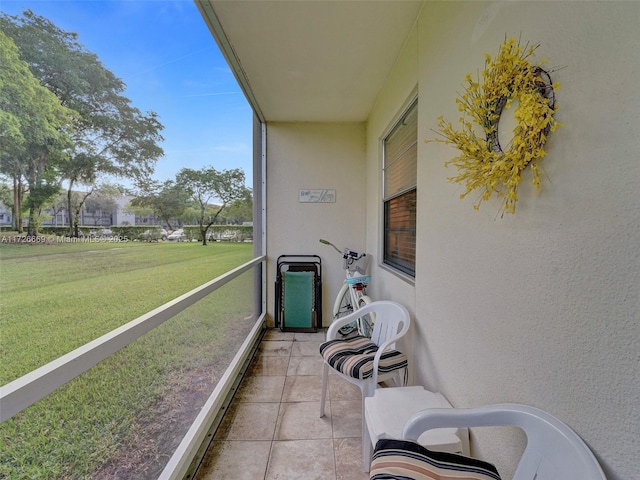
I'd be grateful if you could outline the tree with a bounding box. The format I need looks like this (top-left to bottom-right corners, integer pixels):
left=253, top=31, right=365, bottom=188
left=63, top=183, right=122, bottom=235
left=84, top=185, right=119, bottom=226
left=0, top=184, right=12, bottom=209
left=0, top=182, right=16, bottom=225
left=67, top=188, right=94, bottom=237
left=130, top=180, right=193, bottom=231
left=221, top=196, right=253, bottom=225
left=47, top=191, right=69, bottom=226
left=1, top=10, right=165, bottom=235
left=0, top=29, right=75, bottom=233
left=60, top=153, right=98, bottom=235
left=176, top=167, right=251, bottom=245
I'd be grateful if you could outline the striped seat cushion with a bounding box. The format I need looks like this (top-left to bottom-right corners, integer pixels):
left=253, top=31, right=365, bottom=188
left=370, top=439, right=502, bottom=480
left=319, top=336, right=407, bottom=380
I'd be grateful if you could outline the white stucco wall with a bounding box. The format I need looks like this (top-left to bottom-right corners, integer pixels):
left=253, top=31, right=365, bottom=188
left=265, top=122, right=366, bottom=327
left=366, top=2, right=639, bottom=479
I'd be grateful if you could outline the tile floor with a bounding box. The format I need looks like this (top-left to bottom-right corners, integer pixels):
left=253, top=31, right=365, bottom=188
left=194, top=328, right=370, bottom=480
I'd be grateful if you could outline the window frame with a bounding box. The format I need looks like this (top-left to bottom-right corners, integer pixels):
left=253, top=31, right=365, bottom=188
left=381, top=97, right=418, bottom=278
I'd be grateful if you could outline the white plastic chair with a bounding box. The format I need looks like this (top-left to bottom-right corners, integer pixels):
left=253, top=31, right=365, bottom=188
left=319, top=300, right=410, bottom=469
left=399, top=403, right=606, bottom=480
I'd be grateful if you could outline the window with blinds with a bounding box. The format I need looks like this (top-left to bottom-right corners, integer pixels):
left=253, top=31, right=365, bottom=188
left=383, top=99, right=417, bottom=277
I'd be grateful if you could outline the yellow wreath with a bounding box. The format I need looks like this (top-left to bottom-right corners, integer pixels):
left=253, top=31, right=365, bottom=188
left=431, top=38, right=561, bottom=215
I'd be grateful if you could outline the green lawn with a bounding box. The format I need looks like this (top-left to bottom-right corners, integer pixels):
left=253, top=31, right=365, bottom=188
left=0, top=240, right=255, bottom=479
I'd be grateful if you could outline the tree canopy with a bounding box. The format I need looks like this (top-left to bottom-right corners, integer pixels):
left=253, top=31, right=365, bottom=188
left=176, top=166, right=251, bottom=245
left=130, top=180, right=194, bottom=231
left=0, top=10, right=255, bottom=236
left=0, top=10, right=164, bottom=235
left=0, top=29, right=75, bottom=231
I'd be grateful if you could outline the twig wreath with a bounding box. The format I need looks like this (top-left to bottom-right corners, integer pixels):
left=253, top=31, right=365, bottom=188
left=430, top=37, right=561, bottom=215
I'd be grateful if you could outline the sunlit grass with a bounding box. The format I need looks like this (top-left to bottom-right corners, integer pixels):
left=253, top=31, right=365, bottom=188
left=0, top=241, right=252, bottom=382
left=0, top=240, right=255, bottom=479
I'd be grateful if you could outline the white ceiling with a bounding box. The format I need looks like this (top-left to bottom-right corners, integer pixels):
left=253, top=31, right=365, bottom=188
left=198, top=0, right=424, bottom=122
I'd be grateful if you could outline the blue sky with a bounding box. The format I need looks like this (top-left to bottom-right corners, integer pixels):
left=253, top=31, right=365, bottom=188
left=1, top=0, right=253, bottom=189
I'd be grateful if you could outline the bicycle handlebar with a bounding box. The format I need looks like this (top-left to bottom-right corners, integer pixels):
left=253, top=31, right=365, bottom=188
left=319, top=238, right=343, bottom=255
left=320, top=238, right=367, bottom=263
left=319, top=239, right=362, bottom=258
left=320, top=239, right=370, bottom=275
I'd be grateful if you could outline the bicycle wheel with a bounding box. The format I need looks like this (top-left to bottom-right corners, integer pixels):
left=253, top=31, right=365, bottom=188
left=333, top=283, right=357, bottom=335
left=333, top=283, right=353, bottom=318
left=357, top=295, right=375, bottom=337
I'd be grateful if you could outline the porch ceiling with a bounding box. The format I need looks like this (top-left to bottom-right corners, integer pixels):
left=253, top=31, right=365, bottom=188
left=198, top=0, right=424, bottom=122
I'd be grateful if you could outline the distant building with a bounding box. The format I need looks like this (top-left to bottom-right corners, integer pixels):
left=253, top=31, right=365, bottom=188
left=0, top=194, right=159, bottom=228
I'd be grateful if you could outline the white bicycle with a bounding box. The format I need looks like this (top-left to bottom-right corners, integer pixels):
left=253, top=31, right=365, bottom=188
left=320, top=239, right=375, bottom=337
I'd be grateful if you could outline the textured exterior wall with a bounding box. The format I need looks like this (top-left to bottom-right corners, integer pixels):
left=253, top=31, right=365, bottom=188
left=265, top=122, right=366, bottom=326
left=366, top=2, right=639, bottom=479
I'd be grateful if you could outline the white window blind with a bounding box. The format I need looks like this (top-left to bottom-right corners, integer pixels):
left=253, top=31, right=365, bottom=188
left=383, top=99, right=417, bottom=277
